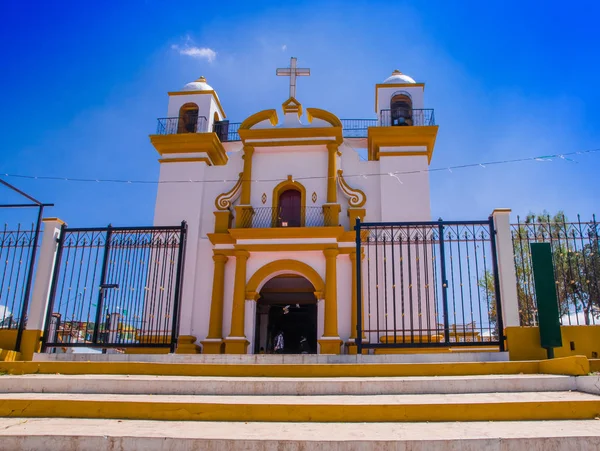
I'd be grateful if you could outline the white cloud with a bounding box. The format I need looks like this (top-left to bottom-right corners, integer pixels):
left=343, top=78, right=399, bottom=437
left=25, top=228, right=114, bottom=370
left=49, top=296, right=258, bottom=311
left=171, top=44, right=217, bottom=63
left=0, top=305, right=11, bottom=321
left=282, top=44, right=287, bottom=51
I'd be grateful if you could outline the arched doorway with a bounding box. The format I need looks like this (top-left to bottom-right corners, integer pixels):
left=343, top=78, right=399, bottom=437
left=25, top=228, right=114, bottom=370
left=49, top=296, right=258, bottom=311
left=390, top=92, right=413, bottom=126
left=278, top=189, right=302, bottom=227
left=254, top=275, right=318, bottom=354
left=177, top=102, right=199, bottom=133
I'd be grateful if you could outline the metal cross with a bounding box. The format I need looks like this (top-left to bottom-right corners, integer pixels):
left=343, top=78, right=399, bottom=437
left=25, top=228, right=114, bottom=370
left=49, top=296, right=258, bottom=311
left=276, top=57, right=310, bottom=99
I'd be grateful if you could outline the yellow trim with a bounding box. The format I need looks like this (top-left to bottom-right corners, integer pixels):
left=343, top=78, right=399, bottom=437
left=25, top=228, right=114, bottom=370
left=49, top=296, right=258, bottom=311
left=235, top=243, right=337, bottom=252
left=326, top=143, right=338, bottom=204
left=158, top=157, right=211, bottom=164
left=323, top=248, right=339, bottom=338
left=240, top=146, right=254, bottom=205
left=272, top=175, right=307, bottom=227
left=213, top=211, right=232, bottom=233
left=238, top=126, right=342, bottom=144
left=337, top=170, right=366, bottom=207
left=167, top=90, right=227, bottom=118
left=0, top=360, right=568, bottom=376
left=215, top=173, right=243, bottom=211
left=306, top=107, right=342, bottom=127
left=240, top=109, right=278, bottom=130
left=175, top=335, right=200, bottom=354
left=367, top=125, right=438, bottom=163
left=207, top=233, right=235, bottom=245
left=227, top=251, right=249, bottom=346
left=281, top=96, right=302, bottom=118
left=149, top=133, right=228, bottom=166
left=0, top=330, right=17, bottom=351
left=229, top=226, right=344, bottom=240
left=375, top=83, right=425, bottom=112
left=246, top=259, right=325, bottom=294
left=539, top=355, right=590, bottom=376
left=318, top=338, right=342, bottom=354
left=378, top=151, right=428, bottom=157
left=206, top=254, right=228, bottom=344
left=248, top=139, right=338, bottom=147
left=42, top=218, right=66, bottom=225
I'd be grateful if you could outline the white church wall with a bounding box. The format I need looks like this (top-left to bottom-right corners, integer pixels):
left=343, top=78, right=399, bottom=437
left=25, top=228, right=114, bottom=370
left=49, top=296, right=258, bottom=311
left=154, top=162, right=206, bottom=336
left=379, top=155, right=431, bottom=222
left=251, top=145, right=329, bottom=212
left=167, top=94, right=222, bottom=132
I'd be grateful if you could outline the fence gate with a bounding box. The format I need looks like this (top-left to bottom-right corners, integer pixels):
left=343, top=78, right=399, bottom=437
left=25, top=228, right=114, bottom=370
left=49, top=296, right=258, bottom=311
left=355, top=218, right=504, bottom=353
left=42, top=223, right=187, bottom=352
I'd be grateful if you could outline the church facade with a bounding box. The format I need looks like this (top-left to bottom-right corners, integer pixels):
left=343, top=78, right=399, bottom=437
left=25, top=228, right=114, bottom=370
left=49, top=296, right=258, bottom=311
left=150, top=59, right=438, bottom=354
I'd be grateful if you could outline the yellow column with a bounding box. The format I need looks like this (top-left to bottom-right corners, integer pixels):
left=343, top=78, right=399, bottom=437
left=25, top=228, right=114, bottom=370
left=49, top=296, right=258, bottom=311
left=201, top=254, right=228, bottom=354
left=326, top=143, right=338, bottom=203
left=349, top=251, right=358, bottom=340
left=225, top=250, right=249, bottom=354
left=240, top=146, right=254, bottom=205
left=319, top=248, right=342, bottom=354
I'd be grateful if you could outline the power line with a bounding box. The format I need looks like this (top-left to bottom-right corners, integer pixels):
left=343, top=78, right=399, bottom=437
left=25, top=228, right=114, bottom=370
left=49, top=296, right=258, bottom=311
left=1, top=148, right=598, bottom=186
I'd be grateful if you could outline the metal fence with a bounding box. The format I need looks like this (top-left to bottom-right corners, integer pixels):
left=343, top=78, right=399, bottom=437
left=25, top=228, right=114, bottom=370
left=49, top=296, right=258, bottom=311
left=214, top=121, right=241, bottom=142
left=379, top=109, right=436, bottom=127
left=511, top=215, right=599, bottom=326
left=341, top=119, right=378, bottom=138
left=42, top=223, right=187, bottom=352
left=236, top=206, right=331, bottom=228
left=0, top=224, right=38, bottom=330
left=355, top=218, right=503, bottom=352
left=156, top=116, right=208, bottom=135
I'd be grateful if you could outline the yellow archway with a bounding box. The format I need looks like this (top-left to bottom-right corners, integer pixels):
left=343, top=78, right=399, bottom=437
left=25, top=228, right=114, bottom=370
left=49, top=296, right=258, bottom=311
left=246, top=259, right=325, bottom=299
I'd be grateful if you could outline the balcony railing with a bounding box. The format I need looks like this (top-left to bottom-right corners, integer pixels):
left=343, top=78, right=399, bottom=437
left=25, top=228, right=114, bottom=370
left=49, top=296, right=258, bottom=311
left=156, top=116, right=208, bottom=135
left=237, top=206, right=331, bottom=228
left=155, top=108, right=434, bottom=141
left=379, top=108, right=435, bottom=127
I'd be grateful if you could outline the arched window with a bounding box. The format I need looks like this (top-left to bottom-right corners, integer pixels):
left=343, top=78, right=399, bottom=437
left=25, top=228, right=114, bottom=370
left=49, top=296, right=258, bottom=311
left=278, top=189, right=302, bottom=227
left=177, top=103, right=199, bottom=133
left=390, top=92, right=413, bottom=126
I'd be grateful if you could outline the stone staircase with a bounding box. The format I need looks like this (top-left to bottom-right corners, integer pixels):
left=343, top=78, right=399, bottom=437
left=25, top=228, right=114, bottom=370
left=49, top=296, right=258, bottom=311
left=0, top=356, right=599, bottom=450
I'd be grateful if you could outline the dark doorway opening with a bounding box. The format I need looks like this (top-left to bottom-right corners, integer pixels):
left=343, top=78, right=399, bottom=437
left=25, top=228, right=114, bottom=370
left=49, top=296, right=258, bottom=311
left=254, top=275, right=317, bottom=354
left=278, top=189, right=301, bottom=227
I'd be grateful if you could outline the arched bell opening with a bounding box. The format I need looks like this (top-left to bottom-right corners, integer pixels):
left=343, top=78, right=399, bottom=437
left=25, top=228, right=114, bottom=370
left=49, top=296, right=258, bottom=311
left=390, top=92, right=413, bottom=126
left=177, top=102, right=200, bottom=133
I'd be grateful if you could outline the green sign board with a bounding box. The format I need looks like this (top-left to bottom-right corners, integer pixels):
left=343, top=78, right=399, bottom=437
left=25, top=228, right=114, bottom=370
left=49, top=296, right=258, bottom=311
left=530, top=243, right=562, bottom=351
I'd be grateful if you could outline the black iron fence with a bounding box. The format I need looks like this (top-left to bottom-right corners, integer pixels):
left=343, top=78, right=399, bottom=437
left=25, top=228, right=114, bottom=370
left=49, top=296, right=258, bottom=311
left=341, top=119, right=378, bottom=138
left=0, top=224, right=38, bottom=330
left=236, top=206, right=332, bottom=228
left=511, top=215, right=599, bottom=326
left=379, top=109, right=436, bottom=127
left=213, top=121, right=241, bottom=142
left=42, top=223, right=187, bottom=352
left=156, top=116, right=208, bottom=135
left=355, top=218, right=503, bottom=352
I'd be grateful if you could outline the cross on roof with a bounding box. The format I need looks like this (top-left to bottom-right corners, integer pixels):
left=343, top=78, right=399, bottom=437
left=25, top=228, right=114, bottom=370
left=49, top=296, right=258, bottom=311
left=276, top=57, right=310, bottom=99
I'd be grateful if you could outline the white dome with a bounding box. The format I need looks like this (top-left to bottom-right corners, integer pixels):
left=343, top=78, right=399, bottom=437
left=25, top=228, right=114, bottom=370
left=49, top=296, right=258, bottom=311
left=181, top=76, right=213, bottom=92
left=383, top=70, right=416, bottom=84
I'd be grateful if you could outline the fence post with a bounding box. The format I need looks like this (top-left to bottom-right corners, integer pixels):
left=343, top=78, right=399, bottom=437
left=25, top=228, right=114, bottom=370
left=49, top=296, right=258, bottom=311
left=20, top=218, right=65, bottom=360
left=491, top=209, right=520, bottom=329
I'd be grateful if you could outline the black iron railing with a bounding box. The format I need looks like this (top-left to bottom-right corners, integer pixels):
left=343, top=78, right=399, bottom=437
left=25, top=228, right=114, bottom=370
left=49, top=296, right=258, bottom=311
left=341, top=119, right=378, bottom=138
left=213, top=121, right=241, bottom=142
left=511, top=214, right=599, bottom=326
left=42, top=223, right=187, bottom=352
left=355, top=219, right=503, bottom=352
left=156, top=116, right=208, bottom=135
left=0, top=224, right=38, bottom=330
left=236, top=206, right=332, bottom=228
left=379, top=109, right=435, bottom=127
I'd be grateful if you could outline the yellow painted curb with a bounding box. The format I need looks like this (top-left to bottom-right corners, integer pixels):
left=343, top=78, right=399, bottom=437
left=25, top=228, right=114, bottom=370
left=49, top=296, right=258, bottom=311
left=0, top=361, right=541, bottom=378
left=539, top=356, right=590, bottom=376
left=0, top=398, right=599, bottom=422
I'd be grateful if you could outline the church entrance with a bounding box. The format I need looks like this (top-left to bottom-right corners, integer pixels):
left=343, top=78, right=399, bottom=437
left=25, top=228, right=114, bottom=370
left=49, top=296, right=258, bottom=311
left=254, top=275, right=318, bottom=354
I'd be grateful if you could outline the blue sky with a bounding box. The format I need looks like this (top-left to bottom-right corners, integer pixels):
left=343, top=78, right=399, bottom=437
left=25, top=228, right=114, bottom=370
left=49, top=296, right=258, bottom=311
left=1, top=0, right=599, bottom=227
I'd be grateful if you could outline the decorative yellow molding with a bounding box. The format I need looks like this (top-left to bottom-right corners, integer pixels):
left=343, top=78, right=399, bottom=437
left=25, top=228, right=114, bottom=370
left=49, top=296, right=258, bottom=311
left=306, top=108, right=342, bottom=127
left=246, top=259, right=325, bottom=295
left=234, top=243, right=338, bottom=252
left=149, top=133, right=228, bottom=166
left=167, top=89, right=227, bottom=118
left=215, top=173, right=243, bottom=211
left=326, top=143, right=339, bottom=204
left=207, top=233, right=235, bottom=245
left=238, top=127, right=342, bottom=144
left=227, top=250, right=250, bottom=342
left=229, top=226, right=345, bottom=241
left=240, top=109, right=278, bottom=130
left=158, top=157, right=212, bottom=165
left=323, top=248, right=339, bottom=339
left=367, top=125, right=438, bottom=163
left=337, top=170, right=367, bottom=208
left=282, top=96, right=302, bottom=118
left=240, top=146, right=254, bottom=205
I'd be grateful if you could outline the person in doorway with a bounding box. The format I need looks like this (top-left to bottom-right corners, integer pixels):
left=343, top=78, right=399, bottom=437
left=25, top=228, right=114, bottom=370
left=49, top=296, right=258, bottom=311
left=274, top=330, right=284, bottom=354
left=299, top=336, right=309, bottom=354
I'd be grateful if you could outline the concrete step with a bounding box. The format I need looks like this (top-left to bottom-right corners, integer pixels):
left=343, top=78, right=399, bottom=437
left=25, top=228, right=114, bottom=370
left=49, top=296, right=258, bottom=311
left=2, top=418, right=600, bottom=451
left=0, top=374, right=580, bottom=396
left=0, top=355, right=592, bottom=377
left=0, top=391, right=599, bottom=422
